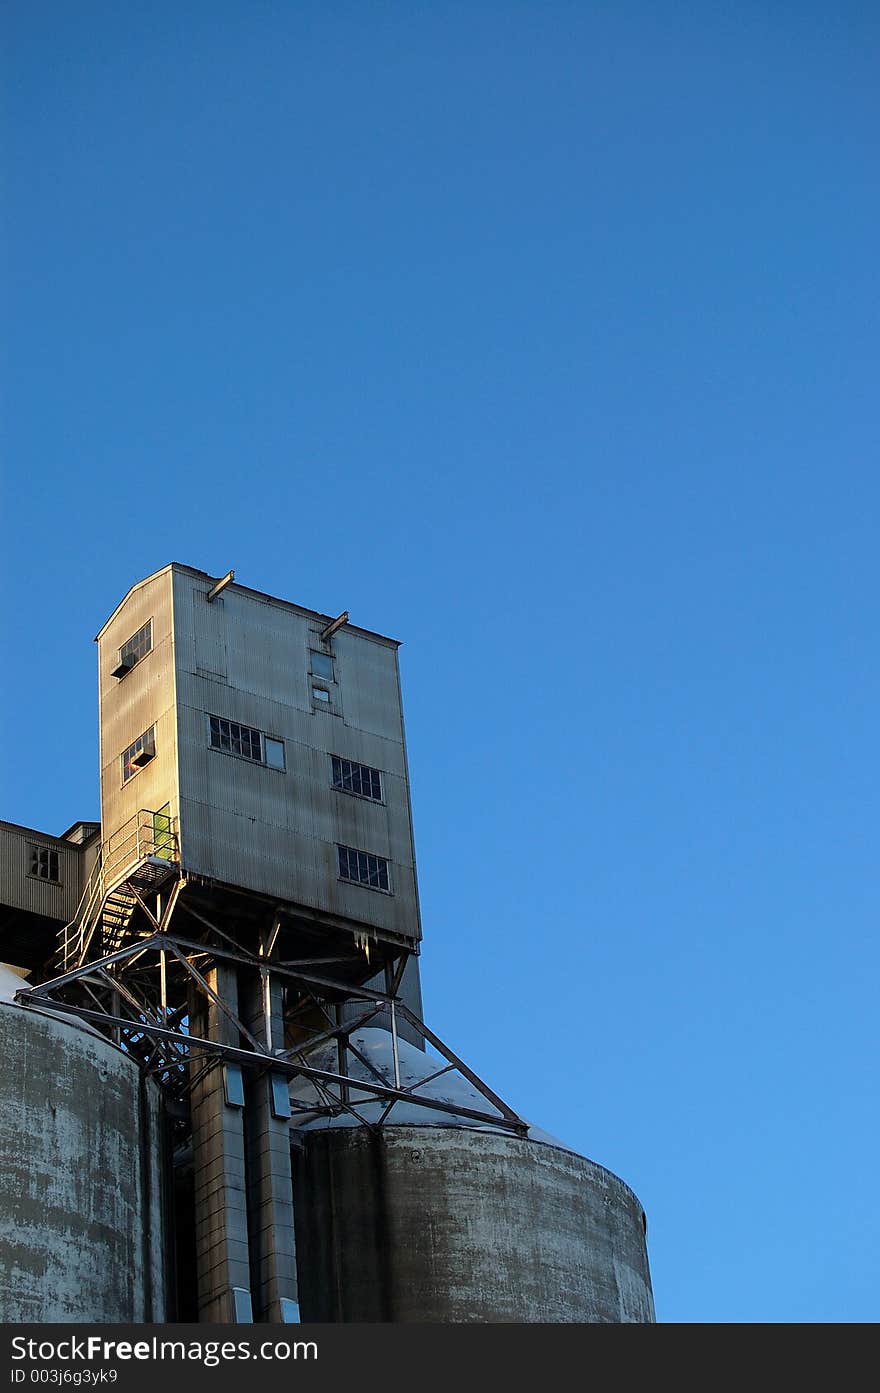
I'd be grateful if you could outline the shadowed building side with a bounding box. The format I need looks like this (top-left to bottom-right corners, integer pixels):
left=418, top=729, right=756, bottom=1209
left=0, top=821, right=99, bottom=975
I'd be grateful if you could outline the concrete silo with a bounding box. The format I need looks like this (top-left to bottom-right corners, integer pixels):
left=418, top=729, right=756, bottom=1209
left=0, top=965, right=166, bottom=1322
left=8, top=565, right=654, bottom=1323
left=291, top=1030, right=654, bottom=1323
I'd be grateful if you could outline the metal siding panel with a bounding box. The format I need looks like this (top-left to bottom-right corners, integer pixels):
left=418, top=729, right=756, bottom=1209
left=162, top=573, right=421, bottom=940
left=0, top=825, right=84, bottom=922
left=191, top=588, right=228, bottom=679
left=223, top=590, right=310, bottom=710
left=98, top=571, right=179, bottom=846
left=333, top=631, right=404, bottom=743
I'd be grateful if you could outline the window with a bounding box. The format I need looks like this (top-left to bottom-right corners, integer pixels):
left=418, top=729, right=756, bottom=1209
left=337, top=844, right=391, bottom=892
left=29, top=845, right=60, bottom=883
left=209, top=715, right=262, bottom=761
left=311, top=651, right=334, bottom=681
left=208, top=715, right=285, bottom=770
left=121, top=726, right=156, bottom=782
left=312, top=686, right=331, bottom=705
left=112, top=620, right=152, bottom=678
left=331, top=755, right=383, bottom=802
left=264, top=737, right=285, bottom=770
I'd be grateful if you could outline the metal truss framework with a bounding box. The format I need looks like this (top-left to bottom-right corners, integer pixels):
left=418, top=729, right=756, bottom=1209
left=17, top=874, right=528, bottom=1140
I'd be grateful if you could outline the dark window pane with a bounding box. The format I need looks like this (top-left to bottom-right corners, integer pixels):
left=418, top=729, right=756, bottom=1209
left=120, top=620, right=153, bottom=669
left=330, top=756, right=382, bottom=802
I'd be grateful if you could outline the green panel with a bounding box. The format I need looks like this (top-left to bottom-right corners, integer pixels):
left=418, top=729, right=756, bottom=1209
left=152, top=804, right=173, bottom=860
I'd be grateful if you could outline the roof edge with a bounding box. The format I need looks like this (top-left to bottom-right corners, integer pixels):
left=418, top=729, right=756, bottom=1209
left=94, top=564, right=176, bottom=641
left=95, top=562, right=402, bottom=648
left=0, top=819, right=94, bottom=849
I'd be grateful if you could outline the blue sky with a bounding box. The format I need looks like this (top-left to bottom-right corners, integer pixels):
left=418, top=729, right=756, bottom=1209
left=2, top=2, right=878, bottom=1322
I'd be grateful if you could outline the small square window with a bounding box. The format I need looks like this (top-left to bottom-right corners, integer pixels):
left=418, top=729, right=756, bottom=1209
left=311, top=651, right=334, bottom=681
left=312, top=686, right=331, bottom=704
left=29, top=845, right=60, bottom=883
left=264, top=737, right=285, bottom=770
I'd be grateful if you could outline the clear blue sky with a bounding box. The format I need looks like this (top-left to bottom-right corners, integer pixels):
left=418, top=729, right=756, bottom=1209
left=2, top=2, right=878, bottom=1323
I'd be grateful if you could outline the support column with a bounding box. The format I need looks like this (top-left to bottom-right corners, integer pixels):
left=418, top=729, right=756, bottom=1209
left=189, top=966, right=252, bottom=1322
left=241, top=959, right=299, bottom=1323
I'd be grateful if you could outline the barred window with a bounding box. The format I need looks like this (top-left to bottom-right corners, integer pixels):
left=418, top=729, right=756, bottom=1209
left=337, top=844, right=391, bottom=892
left=121, top=726, right=156, bottom=782
left=113, top=620, right=153, bottom=677
left=209, top=716, right=263, bottom=761
left=208, top=715, right=286, bottom=770
left=331, top=755, right=382, bottom=802
left=121, top=620, right=152, bottom=667
left=29, top=845, right=60, bottom=883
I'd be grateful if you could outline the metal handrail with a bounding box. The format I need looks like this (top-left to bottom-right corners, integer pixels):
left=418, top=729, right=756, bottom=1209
left=56, top=809, right=178, bottom=971
left=57, top=853, right=104, bottom=972
left=103, top=808, right=177, bottom=890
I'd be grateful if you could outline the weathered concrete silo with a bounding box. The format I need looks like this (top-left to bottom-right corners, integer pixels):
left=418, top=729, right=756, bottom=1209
left=0, top=966, right=166, bottom=1322
left=291, top=1030, right=654, bottom=1323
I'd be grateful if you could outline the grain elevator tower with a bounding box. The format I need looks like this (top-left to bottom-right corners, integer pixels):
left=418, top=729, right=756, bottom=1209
left=13, top=564, right=655, bottom=1323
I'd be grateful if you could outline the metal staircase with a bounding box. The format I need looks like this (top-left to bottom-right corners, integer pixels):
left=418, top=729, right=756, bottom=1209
left=100, top=885, right=139, bottom=956
left=55, top=808, right=179, bottom=974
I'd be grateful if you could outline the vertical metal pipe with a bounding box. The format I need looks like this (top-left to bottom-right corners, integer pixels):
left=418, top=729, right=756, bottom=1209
left=261, top=967, right=273, bottom=1054
left=390, top=1001, right=401, bottom=1090
left=335, top=1005, right=350, bottom=1107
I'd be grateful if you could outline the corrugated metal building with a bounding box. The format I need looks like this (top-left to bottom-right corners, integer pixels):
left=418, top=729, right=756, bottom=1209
left=0, top=820, right=99, bottom=972
left=97, top=563, right=422, bottom=957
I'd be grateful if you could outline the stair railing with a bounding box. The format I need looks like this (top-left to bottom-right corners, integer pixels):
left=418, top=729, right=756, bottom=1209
left=57, top=851, right=105, bottom=973
left=103, top=809, right=177, bottom=890
left=55, top=809, right=179, bottom=973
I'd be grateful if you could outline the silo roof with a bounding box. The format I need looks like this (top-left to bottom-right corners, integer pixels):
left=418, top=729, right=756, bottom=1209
left=0, top=963, right=102, bottom=1037
left=0, top=964, right=30, bottom=1001
left=289, top=1027, right=573, bottom=1152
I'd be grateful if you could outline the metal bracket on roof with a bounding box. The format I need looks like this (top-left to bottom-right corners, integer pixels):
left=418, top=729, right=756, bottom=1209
left=320, top=611, right=348, bottom=642
left=207, top=570, right=234, bottom=602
